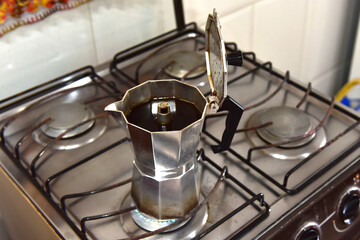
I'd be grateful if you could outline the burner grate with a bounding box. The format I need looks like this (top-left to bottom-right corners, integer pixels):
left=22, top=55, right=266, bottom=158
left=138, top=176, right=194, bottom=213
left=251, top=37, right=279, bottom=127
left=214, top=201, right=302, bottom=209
left=0, top=66, right=124, bottom=238
left=55, top=148, right=270, bottom=239
left=203, top=52, right=360, bottom=195
left=111, top=23, right=202, bottom=85
left=5, top=126, right=271, bottom=240
left=0, top=64, right=270, bottom=239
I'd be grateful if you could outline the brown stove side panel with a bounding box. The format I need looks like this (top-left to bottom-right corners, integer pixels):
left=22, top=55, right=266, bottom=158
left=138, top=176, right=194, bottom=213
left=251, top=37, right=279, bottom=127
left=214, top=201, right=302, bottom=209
left=0, top=166, right=62, bottom=240
left=261, top=164, right=360, bottom=240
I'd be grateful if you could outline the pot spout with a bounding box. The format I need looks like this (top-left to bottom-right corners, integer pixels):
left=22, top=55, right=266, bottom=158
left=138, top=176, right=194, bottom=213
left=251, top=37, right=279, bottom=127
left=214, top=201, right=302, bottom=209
left=104, top=102, right=119, bottom=112
left=104, top=101, right=127, bottom=128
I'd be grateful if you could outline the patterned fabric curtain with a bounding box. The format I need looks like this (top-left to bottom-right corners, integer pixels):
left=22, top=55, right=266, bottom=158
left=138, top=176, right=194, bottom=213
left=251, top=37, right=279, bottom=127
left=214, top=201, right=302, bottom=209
left=0, top=0, right=90, bottom=37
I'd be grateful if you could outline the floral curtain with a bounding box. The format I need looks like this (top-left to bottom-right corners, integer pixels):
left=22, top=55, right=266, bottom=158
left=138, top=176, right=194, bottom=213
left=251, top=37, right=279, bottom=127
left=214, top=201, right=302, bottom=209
left=0, top=0, right=90, bottom=37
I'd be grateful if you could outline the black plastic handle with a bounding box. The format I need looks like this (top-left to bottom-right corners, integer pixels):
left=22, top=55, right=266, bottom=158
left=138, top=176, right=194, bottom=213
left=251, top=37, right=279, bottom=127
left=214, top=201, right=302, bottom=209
left=227, top=50, right=243, bottom=67
left=211, top=96, right=244, bottom=153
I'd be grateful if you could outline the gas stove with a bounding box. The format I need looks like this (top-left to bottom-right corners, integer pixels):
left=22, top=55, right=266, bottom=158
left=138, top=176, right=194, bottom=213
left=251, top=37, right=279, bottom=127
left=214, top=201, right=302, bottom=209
left=1, top=12, right=360, bottom=240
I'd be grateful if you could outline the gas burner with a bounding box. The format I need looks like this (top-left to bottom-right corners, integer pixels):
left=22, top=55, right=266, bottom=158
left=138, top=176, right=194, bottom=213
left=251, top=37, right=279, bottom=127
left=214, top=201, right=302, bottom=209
left=130, top=208, right=190, bottom=232
left=255, top=106, right=316, bottom=148
left=164, top=50, right=206, bottom=80
left=120, top=193, right=208, bottom=239
left=33, top=103, right=107, bottom=150
left=40, top=103, right=95, bottom=139
left=246, top=106, right=327, bottom=160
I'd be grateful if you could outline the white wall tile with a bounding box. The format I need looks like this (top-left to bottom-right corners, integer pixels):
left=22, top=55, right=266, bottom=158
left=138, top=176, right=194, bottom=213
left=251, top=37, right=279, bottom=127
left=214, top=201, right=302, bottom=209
left=183, top=0, right=254, bottom=26
left=312, top=62, right=350, bottom=97
left=89, top=0, right=176, bottom=64
left=218, top=6, right=253, bottom=51
left=300, top=0, right=357, bottom=83
left=0, top=4, right=96, bottom=99
left=253, top=0, right=307, bottom=79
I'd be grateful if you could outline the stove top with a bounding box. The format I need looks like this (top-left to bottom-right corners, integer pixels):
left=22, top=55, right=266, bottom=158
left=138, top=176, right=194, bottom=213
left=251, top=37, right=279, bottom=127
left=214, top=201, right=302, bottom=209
left=0, top=23, right=359, bottom=240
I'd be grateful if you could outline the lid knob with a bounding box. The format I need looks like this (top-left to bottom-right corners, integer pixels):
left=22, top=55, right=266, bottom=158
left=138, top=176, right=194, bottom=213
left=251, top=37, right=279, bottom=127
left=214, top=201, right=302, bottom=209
left=227, top=50, right=243, bottom=67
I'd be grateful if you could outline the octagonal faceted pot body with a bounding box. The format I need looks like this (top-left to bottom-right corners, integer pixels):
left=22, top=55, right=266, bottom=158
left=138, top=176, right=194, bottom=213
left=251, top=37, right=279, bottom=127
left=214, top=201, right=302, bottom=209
left=105, top=80, right=208, bottom=219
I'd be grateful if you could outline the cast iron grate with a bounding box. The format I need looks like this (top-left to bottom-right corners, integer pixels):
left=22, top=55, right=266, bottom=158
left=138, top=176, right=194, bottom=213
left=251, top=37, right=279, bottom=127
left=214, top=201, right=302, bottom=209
left=0, top=64, right=270, bottom=239
left=202, top=52, right=360, bottom=195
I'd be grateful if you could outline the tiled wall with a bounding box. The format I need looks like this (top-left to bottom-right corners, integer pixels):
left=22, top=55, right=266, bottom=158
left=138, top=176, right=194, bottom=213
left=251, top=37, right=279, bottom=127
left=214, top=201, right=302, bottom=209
left=0, top=0, right=359, bottom=99
left=0, top=0, right=175, bottom=99
left=184, top=0, right=360, bottom=96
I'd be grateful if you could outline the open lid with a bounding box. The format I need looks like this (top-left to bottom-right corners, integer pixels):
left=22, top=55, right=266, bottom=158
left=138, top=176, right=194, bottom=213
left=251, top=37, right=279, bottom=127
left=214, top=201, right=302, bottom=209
left=205, top=9, right=228, bottom=106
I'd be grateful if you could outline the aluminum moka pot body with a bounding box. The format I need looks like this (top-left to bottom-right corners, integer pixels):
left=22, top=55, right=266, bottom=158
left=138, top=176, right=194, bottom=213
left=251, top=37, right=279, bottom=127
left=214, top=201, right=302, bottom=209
left=105, top=79, right=208, bottom=219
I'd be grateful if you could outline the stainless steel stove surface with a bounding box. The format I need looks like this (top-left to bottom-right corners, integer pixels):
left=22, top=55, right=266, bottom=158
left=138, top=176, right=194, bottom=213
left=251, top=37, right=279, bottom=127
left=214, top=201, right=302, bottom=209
left=0, top=23, right=360, bottom=240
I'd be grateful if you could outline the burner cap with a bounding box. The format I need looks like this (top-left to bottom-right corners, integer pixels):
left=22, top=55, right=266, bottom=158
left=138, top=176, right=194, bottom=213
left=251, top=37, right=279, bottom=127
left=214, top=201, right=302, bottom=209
left=255, top=106, right=316, bottom=148
left=40, top=103, right=95, bottom=139
left=120, top=193, right=208, bottom=239
left=164, top=51, right=206, bottom=79
left=246, top=106, right=327, bottom=160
